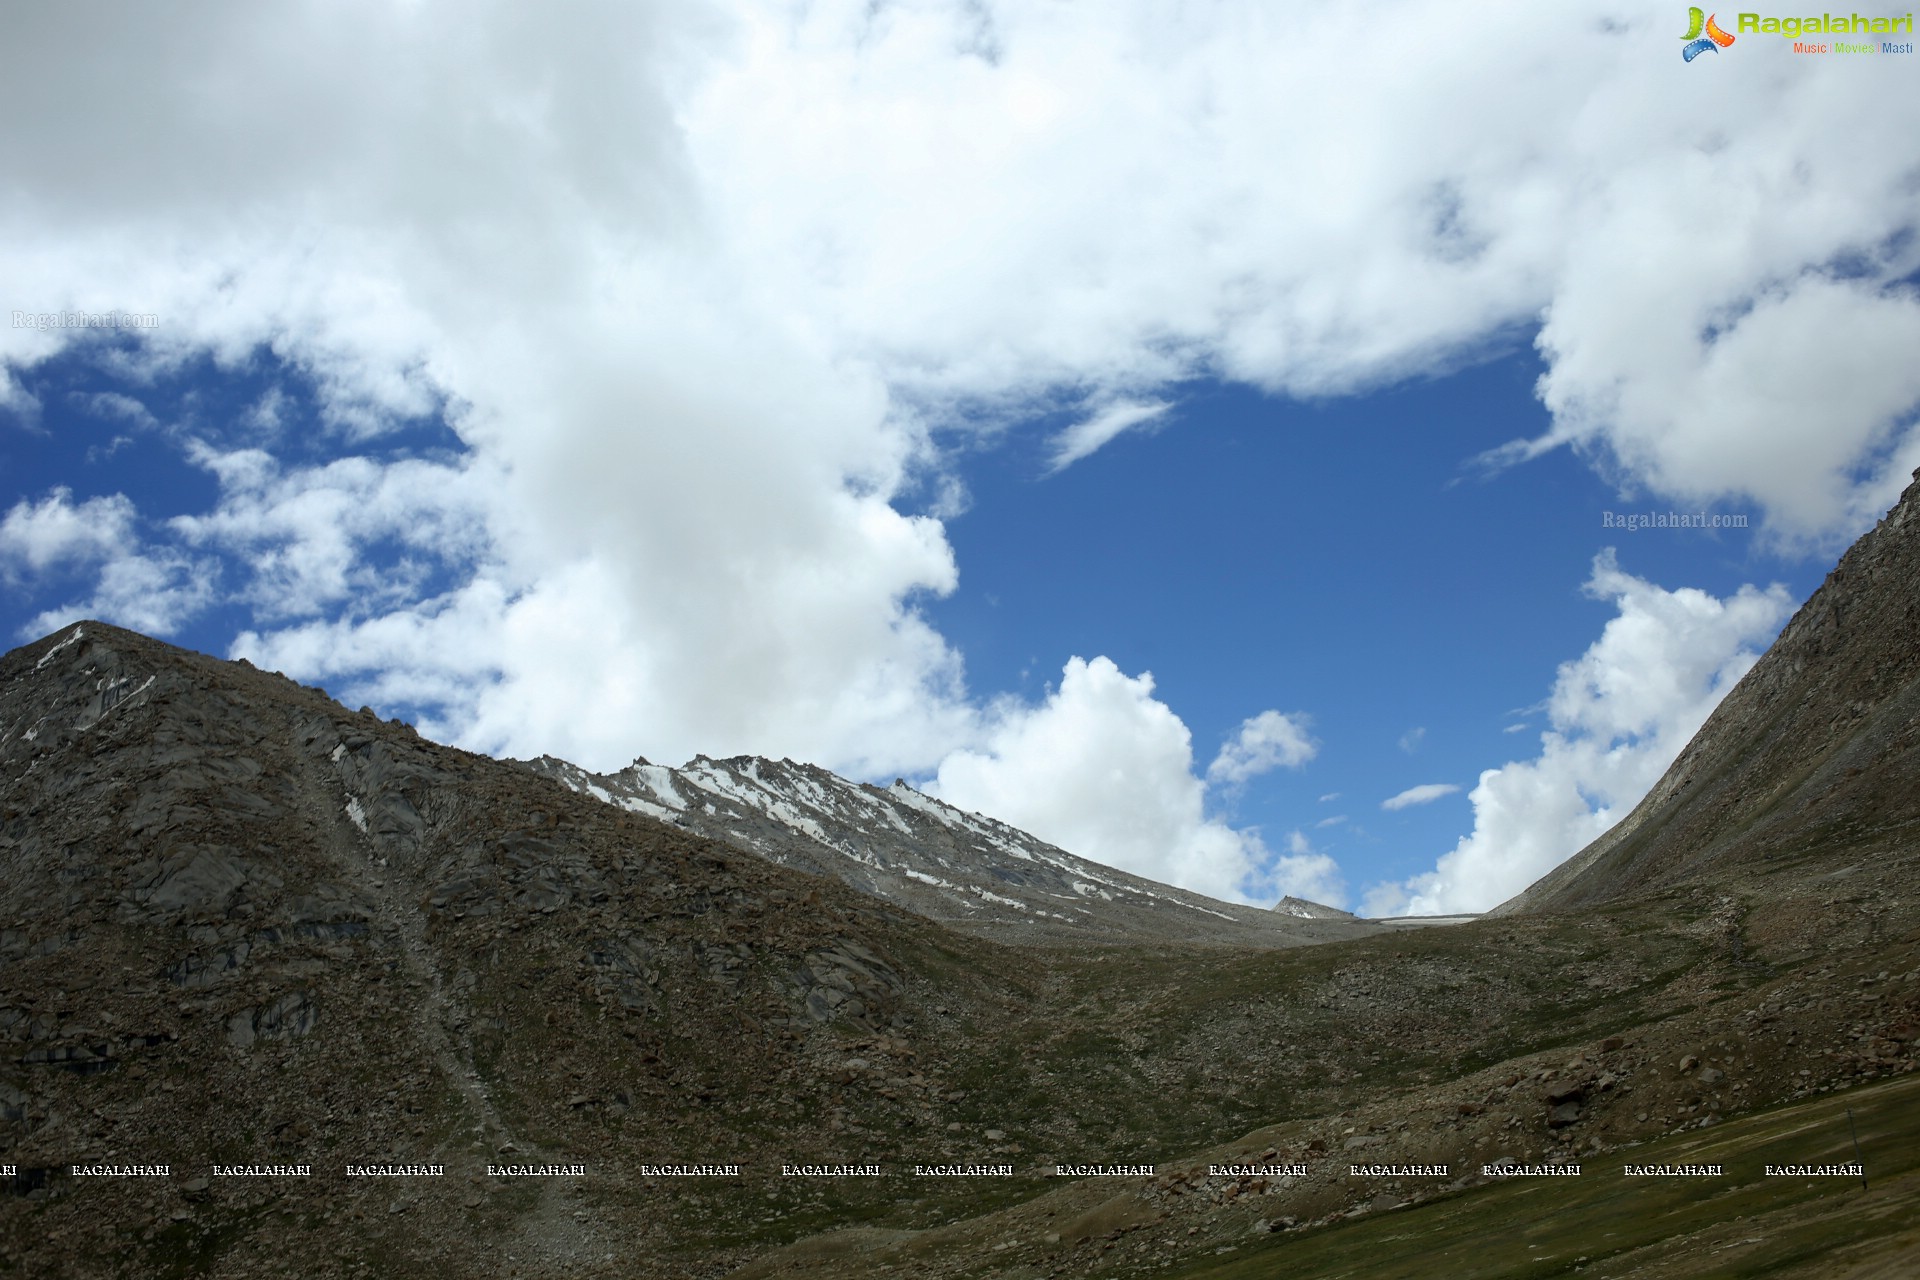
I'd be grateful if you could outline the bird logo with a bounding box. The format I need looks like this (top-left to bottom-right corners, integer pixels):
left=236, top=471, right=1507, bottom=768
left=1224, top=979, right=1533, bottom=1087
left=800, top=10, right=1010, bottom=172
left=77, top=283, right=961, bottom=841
left=1682, top=8, right=1736, bottom=60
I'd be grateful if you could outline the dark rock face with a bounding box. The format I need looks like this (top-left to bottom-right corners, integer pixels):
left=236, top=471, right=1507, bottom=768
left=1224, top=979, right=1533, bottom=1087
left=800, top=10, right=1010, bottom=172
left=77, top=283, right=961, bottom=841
left=225, top=991, right=318, bottom=1049
left=0, top=621, right=1035, bottom=1275
left=1501, top=467, right=1920, bottom=915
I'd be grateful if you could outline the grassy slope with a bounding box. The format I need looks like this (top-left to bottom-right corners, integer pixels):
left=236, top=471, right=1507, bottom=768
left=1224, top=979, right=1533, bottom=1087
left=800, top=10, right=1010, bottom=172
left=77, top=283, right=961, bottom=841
left=715, top=867, right=1919, bottom=1279
left=1171, top=1072, right=1920, bottom=1280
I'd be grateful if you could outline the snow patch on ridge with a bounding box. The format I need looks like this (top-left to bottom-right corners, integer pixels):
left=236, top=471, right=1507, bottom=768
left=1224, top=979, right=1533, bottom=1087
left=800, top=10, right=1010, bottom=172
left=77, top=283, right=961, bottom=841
left=35, top=626, right=84, bottom=670
left=530, top=751, right=1293, bottom=942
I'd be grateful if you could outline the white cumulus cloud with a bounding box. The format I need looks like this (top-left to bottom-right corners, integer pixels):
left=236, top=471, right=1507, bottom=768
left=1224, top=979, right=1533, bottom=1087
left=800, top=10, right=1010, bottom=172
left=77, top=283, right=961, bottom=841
left=0, top=488, right=137, bottom=579
left=1275, top=829, right=1346, bottom=908
left=1, top=487, right=213, bottom=638
left=928, top=657, right=1320, bottom=906
left=1207, top=709, right=1317, bottom=786
left=1362, top=553, right=1793, bottom=916
left=170, top=444, right=496, bottom=623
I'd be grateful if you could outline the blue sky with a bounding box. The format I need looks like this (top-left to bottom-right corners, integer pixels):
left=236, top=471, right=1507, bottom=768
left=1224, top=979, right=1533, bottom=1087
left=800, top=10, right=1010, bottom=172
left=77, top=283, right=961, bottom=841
left=920, top=355, right=1822, bottom=900
left=3, top=3, right=1915, bottom=914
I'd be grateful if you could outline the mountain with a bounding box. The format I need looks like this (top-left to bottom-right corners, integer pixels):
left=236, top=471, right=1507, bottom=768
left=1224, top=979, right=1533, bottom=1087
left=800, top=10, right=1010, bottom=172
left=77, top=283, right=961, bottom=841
left=0, top=621, right=1048, bottom=1275
left=520, top=753, right=1378, bottom=947
left=1499, top=466, right=1920, bottom=915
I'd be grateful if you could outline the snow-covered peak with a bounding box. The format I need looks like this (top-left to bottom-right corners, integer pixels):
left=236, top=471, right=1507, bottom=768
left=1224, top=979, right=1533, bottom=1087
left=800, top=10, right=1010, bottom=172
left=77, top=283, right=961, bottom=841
left=523, top=753, right=1380, bottom=947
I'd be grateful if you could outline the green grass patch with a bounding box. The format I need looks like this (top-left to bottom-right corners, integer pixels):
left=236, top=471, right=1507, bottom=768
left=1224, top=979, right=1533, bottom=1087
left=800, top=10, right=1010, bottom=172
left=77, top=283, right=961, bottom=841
left=1168, top=1073, right=1920, bottom=1280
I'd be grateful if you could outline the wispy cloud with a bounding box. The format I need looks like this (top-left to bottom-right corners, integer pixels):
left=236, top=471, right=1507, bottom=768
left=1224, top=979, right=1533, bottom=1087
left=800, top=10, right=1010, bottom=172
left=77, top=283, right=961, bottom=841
left=72, top=391, right=158, bottom=432
left=1047, top=399, right=1171, bottom=473
left=1381, top=782, right=1461, bottom=811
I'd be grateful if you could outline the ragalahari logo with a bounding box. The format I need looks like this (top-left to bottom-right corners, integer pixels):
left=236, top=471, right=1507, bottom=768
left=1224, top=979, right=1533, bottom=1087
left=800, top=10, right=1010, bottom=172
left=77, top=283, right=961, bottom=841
left=1682, top=8, right=1738, bottom=58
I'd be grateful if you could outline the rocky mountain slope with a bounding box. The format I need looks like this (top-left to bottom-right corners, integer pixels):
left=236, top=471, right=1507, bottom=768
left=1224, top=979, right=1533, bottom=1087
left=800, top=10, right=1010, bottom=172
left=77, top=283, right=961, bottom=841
left=521, top=754, right=1374, bottom=947
left=1499, top=466, right=1920, bottom=915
